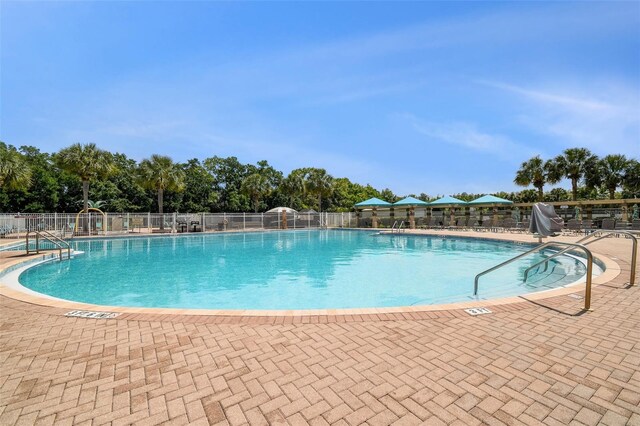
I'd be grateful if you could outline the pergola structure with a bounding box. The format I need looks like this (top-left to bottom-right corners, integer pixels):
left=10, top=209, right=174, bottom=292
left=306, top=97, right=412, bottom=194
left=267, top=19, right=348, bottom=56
left=467, top=195, right=513, bottom=223
left=354, top=196, right=640, bottom=228
left=393, top=196, right=429, bottom=229
left=428, top=196, right=468, bottom=227
left=354, top=197, right=392, bottom=228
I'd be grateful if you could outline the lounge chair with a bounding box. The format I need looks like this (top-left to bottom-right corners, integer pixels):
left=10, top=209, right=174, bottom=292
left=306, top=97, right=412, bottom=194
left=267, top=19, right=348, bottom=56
left=459, top=217, right=472, bottom=231
left=449, top=217, right=468, bottom=231
left=564, top=219, right=582, bottom=235
left=502, top=218, right=516, bottom=232
left=601, top=218, right=616, bottom=230
left=615, top=221, right=630, bottom=231
left=427, top=216, right=443, bottom=230
left=581, top=219, right=595, bottom=235
left=491, top=218, right=506, bottom=232
left=474, top=219, right=492, bottom=232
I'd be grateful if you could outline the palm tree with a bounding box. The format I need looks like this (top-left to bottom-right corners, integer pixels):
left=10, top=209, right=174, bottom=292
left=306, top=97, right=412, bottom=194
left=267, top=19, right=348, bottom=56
left=588, top=154, right=629, bottom=199
left=306, top=168, right=334, bottom=212
left=241, top=173, right=271, bottom=212
left=76, top=200, right=108, bottom=210
left=514, top=156, right=553, bottom=201
left=56, top=143, right=115, bottom=214
left=138, top=155, right=185, bottom=229
left=280, top=169, right=306, bottom=207
left=0, top=143, right=32, bottom=191
left=546, top=148, right=598, bottom=201
left=623, top=159, right=640, bottom=198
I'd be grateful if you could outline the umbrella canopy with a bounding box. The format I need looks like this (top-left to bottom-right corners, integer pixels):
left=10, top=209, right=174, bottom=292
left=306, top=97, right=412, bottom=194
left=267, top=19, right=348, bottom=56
left=468, top=194, right=513, bottom=205
left=429, top=196, right=467, bottom=206
left=355, top=197, right=392, bottom=207
left=265, top=207, right=297, bottom=214
left=393, top=196, right=429, bottom=207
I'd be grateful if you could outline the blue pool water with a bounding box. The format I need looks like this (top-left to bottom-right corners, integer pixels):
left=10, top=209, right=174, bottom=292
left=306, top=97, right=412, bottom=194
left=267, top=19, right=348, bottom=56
left=17, top=230, right=594, bottom=310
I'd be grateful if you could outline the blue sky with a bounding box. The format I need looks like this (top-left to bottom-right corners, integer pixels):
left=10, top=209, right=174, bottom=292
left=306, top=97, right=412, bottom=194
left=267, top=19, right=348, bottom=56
left=1, top=1, right=639, bottom=196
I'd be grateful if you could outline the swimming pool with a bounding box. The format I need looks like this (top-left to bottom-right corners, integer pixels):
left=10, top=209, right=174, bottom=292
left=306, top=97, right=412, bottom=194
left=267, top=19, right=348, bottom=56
left=15, top=230, right=598, bottom=310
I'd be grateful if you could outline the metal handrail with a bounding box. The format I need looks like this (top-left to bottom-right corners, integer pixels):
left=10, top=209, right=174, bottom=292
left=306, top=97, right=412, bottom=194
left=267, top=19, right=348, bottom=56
left=523, top=230, right=637, bottom=286
left=25, top=230, right=72, bottom=261
left=474, top=242, right=594, bottom=310
left=389, top=221, right=406, bottom=234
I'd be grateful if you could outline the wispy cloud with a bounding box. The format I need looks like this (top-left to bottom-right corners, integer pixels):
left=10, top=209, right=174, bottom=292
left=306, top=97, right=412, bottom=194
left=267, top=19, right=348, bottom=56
left=480, top=81, right=615, bottom=112
left=280, top=2, right=638, bottom=66
left=400, top=113, right=535, bottom=161
left=483, top=80, right=640, bottom=156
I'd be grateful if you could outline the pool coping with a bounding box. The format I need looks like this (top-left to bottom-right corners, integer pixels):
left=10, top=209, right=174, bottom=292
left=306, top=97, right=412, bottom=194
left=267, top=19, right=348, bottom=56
left=0, top=231, right=623, bottom=320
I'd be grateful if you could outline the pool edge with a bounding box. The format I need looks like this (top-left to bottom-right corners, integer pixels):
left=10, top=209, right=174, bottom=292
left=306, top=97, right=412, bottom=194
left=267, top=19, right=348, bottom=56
left=0, top=233, right=622, bottom=320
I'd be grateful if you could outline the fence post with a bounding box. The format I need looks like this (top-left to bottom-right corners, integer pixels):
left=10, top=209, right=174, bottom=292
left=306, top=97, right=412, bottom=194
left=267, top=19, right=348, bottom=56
left=243, top=213, right=246, bottom=231
left=261, top=213, right=264, bottom=229
left=148, top=212, right=151, bottom=232
left=202, top=213, right=206, bottom=232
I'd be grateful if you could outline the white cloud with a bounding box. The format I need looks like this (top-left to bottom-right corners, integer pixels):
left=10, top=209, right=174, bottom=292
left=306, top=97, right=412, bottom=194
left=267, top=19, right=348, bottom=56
left=483, top=81, right=640, bottom=156
left=400, top=113, right=535, bottom=161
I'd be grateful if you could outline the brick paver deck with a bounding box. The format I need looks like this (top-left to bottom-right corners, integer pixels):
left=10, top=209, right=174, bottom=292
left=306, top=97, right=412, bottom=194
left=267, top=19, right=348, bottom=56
left=1, top=232, right=639, bottom=425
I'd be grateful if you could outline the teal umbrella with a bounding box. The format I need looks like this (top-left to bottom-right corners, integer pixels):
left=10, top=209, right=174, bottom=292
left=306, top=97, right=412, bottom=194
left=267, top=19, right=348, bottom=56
left=429, top=196, right=467, bottom=206
left=393, top=196, right=429, bottom=206
left=354, top=197, right=392, bottom=207
left=429, top=196, right=466, bottom=227
left=468, top=195, right=513, bottom=205
left=394, top=197, right=428, bottom=229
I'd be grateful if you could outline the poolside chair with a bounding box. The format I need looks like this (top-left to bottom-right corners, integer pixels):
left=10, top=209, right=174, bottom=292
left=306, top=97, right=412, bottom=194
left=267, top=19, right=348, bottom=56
left=564, top=219, right=582, bottom=235
left=474, top=219, right=491, bottom=232
left=615, top=221, right=630, bottom=231
left=581, top=219, right=595, bottom=235
left=427, top=216, right=442, bottom=229
left=601, top=218, right=616, bottom=230
left=490, top=218, right=505, bottom=232
left=502, top=218, right=516, bottom=232
left=458, top=217, right=472, bottom=231
left=449, top=217, right=467, bottom=231
left=509, top=219, right=525, bottom=233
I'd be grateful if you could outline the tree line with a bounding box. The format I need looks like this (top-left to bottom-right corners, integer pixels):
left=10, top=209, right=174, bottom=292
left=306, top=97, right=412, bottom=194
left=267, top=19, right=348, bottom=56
left=514, top=148, right=638, bottom=201
left=0, top=142, right=638, bottom=214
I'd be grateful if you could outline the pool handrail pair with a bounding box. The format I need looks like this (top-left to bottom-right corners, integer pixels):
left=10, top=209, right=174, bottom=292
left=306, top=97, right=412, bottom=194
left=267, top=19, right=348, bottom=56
left=473, top=241, right=594, bottom=311
left=523, top=230, right=637, bottom=287
left=390, top=221, right=406, bottom=233
left=25, top=230, right=72, bottom=261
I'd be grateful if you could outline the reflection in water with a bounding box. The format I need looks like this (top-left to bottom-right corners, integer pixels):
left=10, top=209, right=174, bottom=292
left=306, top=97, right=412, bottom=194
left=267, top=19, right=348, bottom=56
left=21, top=231, right=593, bottom=310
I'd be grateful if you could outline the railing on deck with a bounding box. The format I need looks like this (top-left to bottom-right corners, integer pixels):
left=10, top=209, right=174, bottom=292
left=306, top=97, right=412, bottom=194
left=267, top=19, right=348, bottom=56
left=0, top=211, right=356, bottom=237
left=25, top=230, right=72, bottom=261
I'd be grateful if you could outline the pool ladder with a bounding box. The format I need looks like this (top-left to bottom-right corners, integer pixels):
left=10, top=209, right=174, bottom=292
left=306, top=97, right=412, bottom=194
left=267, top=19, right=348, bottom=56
left=523, top=230, right=637, bottom=285
left=25, top=230, right=72, bottom=261
left=391, top=221, right=406, bottom=233
left=474, top=242, right=594, bottom=310
left=474, top=230, right=638, bottom=311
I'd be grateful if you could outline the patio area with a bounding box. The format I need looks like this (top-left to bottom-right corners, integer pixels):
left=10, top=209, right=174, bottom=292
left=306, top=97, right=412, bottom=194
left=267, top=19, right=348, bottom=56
left=0, top=231, right=638, bottom=425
